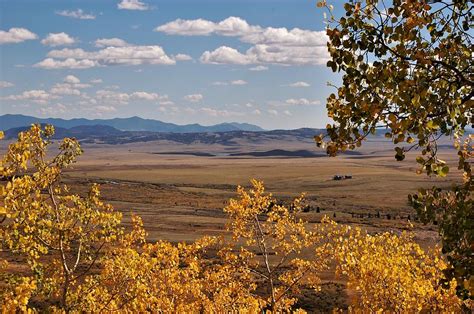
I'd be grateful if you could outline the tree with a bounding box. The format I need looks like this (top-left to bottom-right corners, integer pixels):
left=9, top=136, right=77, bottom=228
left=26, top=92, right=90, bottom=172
left=0, top=125, right=123, bottom=311
left=222, top=180, right=333, bottom=311
left=315, top=0, right=473, bottom=298
left=323, top=220, right=461, bottom=312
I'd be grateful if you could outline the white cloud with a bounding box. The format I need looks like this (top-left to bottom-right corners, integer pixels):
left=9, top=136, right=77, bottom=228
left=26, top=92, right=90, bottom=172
left=64, top=75, right=80, bottom=84
left=96, top=105, right=117, bottom=113
left=95, top=89, right=130, bottom=105
left=105, top=85, right=120, bottom=90
left=0, top=28, right=37, bottom=44
left=156, top=17, right=329, bottom=66
left=201, top=44, right=328, bottom=66
left=0, top=81, right=14, bottom=88
left=245, top=103, right=253, bottom=108
left=241, top=27, right=327, bottom=46
left=3, top=90, right=59, bottom=104
left=41, top=32, right=76, bottom=47
left=215, top=16, right=261, bottom=37
left=130, top=91, right=163, bottom=101
left=283, top=110, right=292, bottom=116
left=90, top=79, right=103, bottom=84
left=253, top=109, right=261, bottom=115
left=285, top=98, right=321, bottom=105
left=155, top=18, right=216, bottom=36
left=62, top=77, right=92, bottom=89
left=173, top=53, right=192, bottom=61
left=184, top=93, right=203, bottom=102
left=251, top=45, right=328, bottom=65
left=249, top=65, right=268, bottom=71
left=55, top=9, right=96, bottom=20
left=231, top=80, right=247, bottom=85
left=158, top=99, right=174, bottom=106
left=288, top=81, right=310, bottom=87
left=117, top=0, right=149, bottom=10
left=199, top=107, right=243, bottom=118
left=156, top=16, right=260, bottom=37
left=33, top=58, right=99, bottom=69
left=211, top=80, right=248, bottom=86
left=38, top=103, right=68, bottom=116
left=35, top=45, right=180, bottom=69
left=50, top=84, right=81, bottom=96
left=90, top=90, right=170, bottom=105
left=95, top=38, right=129, bottom=47
left=74, top=83, right=92, bottom=88
left=211, top=81, right=228, bottom=86
left=200, top=46, right=253, bottom=65
left=268, top=109, right=278, bottom=116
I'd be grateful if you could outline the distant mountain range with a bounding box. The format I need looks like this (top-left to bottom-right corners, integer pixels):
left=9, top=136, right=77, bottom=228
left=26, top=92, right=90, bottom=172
left=0, top=114, right=264, bottom=133
left=2, top=123, right=323, bottom=146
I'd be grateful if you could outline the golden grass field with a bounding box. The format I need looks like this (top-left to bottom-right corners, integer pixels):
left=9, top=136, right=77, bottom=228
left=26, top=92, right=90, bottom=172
left=46, top=136, right=461, bottom=245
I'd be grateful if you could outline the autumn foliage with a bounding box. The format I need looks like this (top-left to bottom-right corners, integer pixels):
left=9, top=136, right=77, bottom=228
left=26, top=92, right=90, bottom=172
left=0, top=126, right=465, bottom=312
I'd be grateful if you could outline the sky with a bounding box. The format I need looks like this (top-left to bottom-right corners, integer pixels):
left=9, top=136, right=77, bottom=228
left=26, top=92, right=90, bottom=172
left=0, top=0, right=342, bottom=130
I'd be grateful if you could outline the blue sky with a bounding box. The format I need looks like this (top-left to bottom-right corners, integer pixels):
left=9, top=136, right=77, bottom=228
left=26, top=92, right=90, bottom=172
left=0, top=0, right=342, bottom=129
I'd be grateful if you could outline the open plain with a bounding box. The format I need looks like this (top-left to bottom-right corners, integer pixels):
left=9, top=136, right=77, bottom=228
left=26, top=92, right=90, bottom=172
left=48, top=135, right=461, bottom=246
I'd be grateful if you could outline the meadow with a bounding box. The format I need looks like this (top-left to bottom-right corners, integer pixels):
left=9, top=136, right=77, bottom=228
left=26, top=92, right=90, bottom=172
left=50, top=135, right=461, bottom=246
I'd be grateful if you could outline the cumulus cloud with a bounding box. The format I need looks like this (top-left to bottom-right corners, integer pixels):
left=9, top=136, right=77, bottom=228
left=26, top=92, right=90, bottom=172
left=155, top=18, right=216, bottom=36
left=0, top=27, right=37, bottom=44
left=155, top=16, right=260, bottom=36
left=34, top=45, right=179, bottom=69
left=95, top=89, right=130, bottom=105
left=211, top=80, right=248, bottom=86
left=156, top=16, right=329, bottom=66
left=41, top=32, right=76, bottom=47
left=173, top=53, right=192, bottom=61
left=130, top=91, right=164, bottom=101
left=50, top=84, right=81, bottom=96
left=268, top=109, right=278, bottom=116
left=288, top=81, right=310, bottom=87
left=231, top=80, right=247, bottom=85
left=0, top=81, right=14, bottom=88
left=241, top=27, right=327, bottom=46
left=38, top=103, right=68, bottom=116
left=184, top=93, right=203, bottom=102
left=200, top=46, right=252, bottom=65
left=249, top=65, right=268, bottom=71
left=34, top=58, right=99, bottom=69
left=96, top=105, right=117, bottom=113
left=55, top=9, right=96, bottom=20
left=201, top=45, right=328, bottom=66
left=253, top=109, right=261, bottom=115
left=64, top=75, right=80, bottom=84
left=199, top=107, right=243, bottom=118
left=95, top=38, right=129, bottom=47
left=285, top=98, right=321, bottom=105
left=62, top=76, right=91, bottom=89
left=117, top=0, right=149, bottom=10
left=3, top=90, right=59, bottom=104
left=283, top=110, right=292, bottom=116
left=211, top=81, right=228, bottom=86
left=91, top=90, right=169, bottom=105
left=90, top=79, right=103, bottom=84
